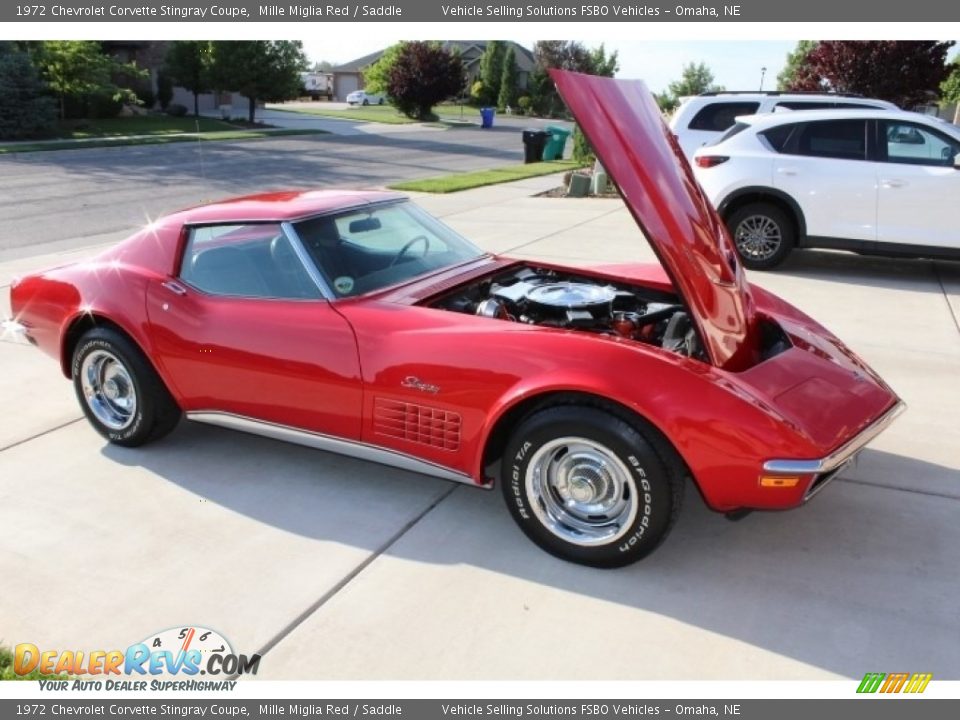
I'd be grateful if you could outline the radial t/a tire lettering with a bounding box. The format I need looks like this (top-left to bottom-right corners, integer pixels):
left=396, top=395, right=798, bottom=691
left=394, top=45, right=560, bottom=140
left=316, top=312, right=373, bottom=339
left=500, top=406, right=685, bottom=567
left=71, top=327, right=181, bottom=447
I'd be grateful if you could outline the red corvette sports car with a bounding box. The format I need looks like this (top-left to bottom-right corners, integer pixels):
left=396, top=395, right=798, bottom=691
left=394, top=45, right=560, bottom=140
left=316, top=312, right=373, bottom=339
left=7, top=71, right=903, bottom=566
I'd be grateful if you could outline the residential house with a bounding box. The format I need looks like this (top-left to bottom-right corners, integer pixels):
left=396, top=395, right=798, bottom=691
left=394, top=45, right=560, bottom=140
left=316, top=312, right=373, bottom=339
left=331, top=41, right=535, bottom=102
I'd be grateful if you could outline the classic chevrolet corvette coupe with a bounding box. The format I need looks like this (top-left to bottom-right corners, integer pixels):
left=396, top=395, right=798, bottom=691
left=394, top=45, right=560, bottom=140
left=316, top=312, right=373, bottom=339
left=7, top=71, right=903, bottom=566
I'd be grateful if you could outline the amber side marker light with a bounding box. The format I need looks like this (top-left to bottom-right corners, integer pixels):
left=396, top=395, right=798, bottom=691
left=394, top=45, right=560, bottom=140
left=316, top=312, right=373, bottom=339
left=759, top=475, right=802, bottom=488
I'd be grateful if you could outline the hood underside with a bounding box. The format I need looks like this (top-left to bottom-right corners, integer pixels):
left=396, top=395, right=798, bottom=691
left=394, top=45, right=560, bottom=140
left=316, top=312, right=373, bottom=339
left=550, top=69, right=758, bottom=370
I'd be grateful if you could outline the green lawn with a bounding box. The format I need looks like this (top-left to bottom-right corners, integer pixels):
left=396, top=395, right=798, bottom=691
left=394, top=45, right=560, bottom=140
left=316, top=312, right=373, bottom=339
left=273, top=102, right=488, bottom=125
left=389, top=160, right=583, bottom=193
left=0, top=128, right=328, bottom=155
left=271, top=104, right=417, bottom=124
left=54, top=116, right=239, bottom=139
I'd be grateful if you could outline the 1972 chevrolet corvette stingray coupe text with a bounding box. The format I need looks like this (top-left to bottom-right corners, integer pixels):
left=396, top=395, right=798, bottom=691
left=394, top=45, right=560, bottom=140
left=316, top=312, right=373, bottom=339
left=7, top=71, right=903, bottom=566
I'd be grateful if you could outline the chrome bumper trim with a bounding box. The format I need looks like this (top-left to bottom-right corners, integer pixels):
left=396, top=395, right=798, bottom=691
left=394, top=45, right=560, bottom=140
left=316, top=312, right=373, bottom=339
left=763, top=401, right=906, bottom=476
left=186, top=410, right=486, bottom=487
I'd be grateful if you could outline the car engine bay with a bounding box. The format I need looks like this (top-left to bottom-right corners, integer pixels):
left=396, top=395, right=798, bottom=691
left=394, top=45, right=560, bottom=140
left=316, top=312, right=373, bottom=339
left=428, top=265, right=706, bottom=360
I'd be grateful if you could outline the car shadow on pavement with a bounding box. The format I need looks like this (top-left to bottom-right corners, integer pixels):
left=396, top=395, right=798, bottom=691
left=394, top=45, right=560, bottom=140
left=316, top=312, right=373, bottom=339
left=773, top=248, right=957, bottom=294
left=102, top=423, right=960, bottom=680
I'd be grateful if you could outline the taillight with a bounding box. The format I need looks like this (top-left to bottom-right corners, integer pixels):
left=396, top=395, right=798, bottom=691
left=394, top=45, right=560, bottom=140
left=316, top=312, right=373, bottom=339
left=695, top=156, right=729, bottom=168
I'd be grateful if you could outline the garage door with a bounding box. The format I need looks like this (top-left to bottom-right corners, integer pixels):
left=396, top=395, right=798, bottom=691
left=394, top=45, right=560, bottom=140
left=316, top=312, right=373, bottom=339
left=336, top=74, right=360, bottom=102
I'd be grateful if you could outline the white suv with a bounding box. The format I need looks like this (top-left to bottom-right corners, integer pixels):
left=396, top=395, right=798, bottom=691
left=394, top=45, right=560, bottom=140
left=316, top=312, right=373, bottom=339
left=670, top=92, right=898, bottom=159
left=692, top=109, right=960, bottom=269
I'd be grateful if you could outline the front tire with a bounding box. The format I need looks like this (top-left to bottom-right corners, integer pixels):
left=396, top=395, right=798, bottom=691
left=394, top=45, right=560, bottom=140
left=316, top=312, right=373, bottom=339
left=362, top=98, right=370, bottom=106
left=726, top=202, right=796, bottom=270
left=72, top=327, right=181, bottom=447
left=501, top=406, right=684, bottom=568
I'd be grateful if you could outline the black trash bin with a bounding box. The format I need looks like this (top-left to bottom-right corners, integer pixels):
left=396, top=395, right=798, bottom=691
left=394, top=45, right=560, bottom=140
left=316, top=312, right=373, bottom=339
left=522, top=129, right=549, bottom=164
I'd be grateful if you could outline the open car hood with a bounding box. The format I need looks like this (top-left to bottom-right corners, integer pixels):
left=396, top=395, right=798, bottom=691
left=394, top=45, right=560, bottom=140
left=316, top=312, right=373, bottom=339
left=551, top=70, right=757, bottom=370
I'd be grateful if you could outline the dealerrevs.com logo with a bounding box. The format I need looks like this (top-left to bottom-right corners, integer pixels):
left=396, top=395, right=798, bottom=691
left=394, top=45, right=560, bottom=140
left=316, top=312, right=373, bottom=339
left=857, top=672, right=933, bottom=694
left=15, top=626, right=260, bottom=690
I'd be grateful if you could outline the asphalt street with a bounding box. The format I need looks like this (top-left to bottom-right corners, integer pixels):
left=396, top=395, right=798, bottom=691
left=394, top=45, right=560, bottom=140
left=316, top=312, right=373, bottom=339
left=0, top=122, right=532, bottom=260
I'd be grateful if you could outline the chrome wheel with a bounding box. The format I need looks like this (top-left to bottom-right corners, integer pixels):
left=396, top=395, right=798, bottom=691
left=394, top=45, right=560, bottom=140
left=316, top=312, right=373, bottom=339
left=80, top=350, right=137, bottom=431
left=525, top=437, right=639, bottom=547
left=734, top=214, right=782, bottom=261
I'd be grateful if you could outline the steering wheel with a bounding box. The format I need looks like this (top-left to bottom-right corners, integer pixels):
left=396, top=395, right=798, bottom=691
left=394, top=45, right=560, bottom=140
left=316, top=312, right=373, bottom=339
left=390, top=235, right=431, bottom=267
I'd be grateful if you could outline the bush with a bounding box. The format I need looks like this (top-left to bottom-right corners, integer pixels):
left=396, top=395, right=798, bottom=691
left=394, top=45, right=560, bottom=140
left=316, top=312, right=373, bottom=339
left=87, top=92, right=123, bottom=119
left=133, top=80, right=155, bottom=110
left=0, top=44, right=57, bottom=139
left=469, top=81, right=485, bottom=106
left=166, top=103, right=188, bottom=117
left=517, top=95, right=532, bottom=112
left=572, top=125, right=595, bottom=164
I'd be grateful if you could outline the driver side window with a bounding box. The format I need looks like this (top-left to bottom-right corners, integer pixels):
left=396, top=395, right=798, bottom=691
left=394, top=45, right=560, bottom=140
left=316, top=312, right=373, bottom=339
left=881, top=121, right=960, bottom=167
left=179, top=224, right=323, bottom=300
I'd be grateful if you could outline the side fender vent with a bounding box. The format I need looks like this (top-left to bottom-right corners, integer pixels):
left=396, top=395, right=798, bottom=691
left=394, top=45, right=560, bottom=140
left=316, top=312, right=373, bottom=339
left=374, top=398, right=462, bottom=451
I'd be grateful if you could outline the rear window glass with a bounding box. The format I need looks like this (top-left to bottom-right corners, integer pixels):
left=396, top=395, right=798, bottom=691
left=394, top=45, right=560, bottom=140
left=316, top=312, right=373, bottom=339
left=795, top=119, right=867, bottom=160
left=760, top=124, right=795, bottom=152
left=714, top=122, right=751, bottom=144
left=688, top=102, right=761, bottom=131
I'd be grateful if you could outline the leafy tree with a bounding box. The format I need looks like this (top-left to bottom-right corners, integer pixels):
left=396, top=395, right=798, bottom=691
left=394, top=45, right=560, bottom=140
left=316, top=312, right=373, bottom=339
left=313, top=60, right=334, bottom=72
left=34, top=41, right=141, bottom=119
left=941, top=58, right=960, bottom=123
left=667, top=62, right=723, bottom=99
left=497, top=46, right=517, bottom=111
left=588, top=44, right=619, bottom=77
left=787, top=41, right=955, bottom=107
left=529, top=41, right=619, bottom=117
left=362, top=43, right=404, bottom=96
left=387, top=41, right=464, bottom=120
left=164, top=40, right=211, bottom=116
left=777, top=41, right=818, bottom=90
left=653, top=62, right=723, bottom=115
left=209, top=41, right=307, bottom=123
left=479, top=41, right=505, bottom=106
left=0, top=42, right=57, bottom=139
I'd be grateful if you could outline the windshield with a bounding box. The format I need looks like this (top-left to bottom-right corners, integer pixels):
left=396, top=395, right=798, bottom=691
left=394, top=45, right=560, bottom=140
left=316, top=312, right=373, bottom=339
left=292, top=200, right=484, bottom=297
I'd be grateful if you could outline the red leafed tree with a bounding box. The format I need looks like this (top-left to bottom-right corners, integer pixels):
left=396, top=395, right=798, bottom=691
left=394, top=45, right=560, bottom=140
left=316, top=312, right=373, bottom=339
left=387, top=41, right=464, bottom=120
left=785, top=41, right=955, bottom=108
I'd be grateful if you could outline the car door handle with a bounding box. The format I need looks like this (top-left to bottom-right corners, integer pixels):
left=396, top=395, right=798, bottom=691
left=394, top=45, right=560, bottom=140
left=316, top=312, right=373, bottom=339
left=882, top=179, right=907, bottom=188
left=162, top=280, right=187, bottom=296
left=776, top=167, right=798, bottom=176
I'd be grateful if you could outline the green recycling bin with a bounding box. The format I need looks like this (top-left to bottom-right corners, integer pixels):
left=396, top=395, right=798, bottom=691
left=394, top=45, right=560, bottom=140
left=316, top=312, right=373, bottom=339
left=542, top=125, right=572, bottom=160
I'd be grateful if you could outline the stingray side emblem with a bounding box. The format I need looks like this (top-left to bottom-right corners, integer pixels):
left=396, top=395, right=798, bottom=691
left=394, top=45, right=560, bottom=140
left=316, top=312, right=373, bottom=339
left=401, top=376, right=440, bottom=394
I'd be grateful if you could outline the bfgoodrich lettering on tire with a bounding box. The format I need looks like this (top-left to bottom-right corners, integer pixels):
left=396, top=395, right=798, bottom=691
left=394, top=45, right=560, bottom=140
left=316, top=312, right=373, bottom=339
left=501, top=405, right=684, bottom=567
left=72, top=327, right=181, bottom=447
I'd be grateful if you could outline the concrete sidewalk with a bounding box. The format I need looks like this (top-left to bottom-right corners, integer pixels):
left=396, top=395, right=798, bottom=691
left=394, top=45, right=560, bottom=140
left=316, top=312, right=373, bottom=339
left=1, top=175, right=958, bottom=681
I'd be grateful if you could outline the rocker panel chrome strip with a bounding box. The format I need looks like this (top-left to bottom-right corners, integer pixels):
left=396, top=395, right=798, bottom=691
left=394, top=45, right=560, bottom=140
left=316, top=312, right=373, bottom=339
left=186, top=411, right=483, bottom=487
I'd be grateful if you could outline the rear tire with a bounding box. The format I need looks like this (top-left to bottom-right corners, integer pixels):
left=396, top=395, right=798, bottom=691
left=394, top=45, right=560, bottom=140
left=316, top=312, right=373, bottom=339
left=726, top=202, right=796, bottom=270
left=500, top=406, right=684, bottom=568
left=72, top=327, right=181, bottom=447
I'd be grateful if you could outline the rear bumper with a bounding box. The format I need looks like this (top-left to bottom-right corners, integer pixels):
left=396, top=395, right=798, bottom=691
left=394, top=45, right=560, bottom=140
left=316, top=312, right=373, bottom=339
left=764, top=401, right=906, bottom=502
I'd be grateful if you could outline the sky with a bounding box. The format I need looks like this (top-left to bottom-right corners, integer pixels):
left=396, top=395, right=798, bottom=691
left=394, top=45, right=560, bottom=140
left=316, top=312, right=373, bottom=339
left=301, top=39, right=801, bottom=94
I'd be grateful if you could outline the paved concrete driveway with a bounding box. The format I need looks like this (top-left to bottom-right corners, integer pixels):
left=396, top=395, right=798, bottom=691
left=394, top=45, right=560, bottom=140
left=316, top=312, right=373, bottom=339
left=1, top=177, right=958, bottom=681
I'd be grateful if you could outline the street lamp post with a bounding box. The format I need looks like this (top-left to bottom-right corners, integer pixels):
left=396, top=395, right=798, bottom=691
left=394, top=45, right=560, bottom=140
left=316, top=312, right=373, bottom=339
left=760, top=67, right=768, bottom=91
